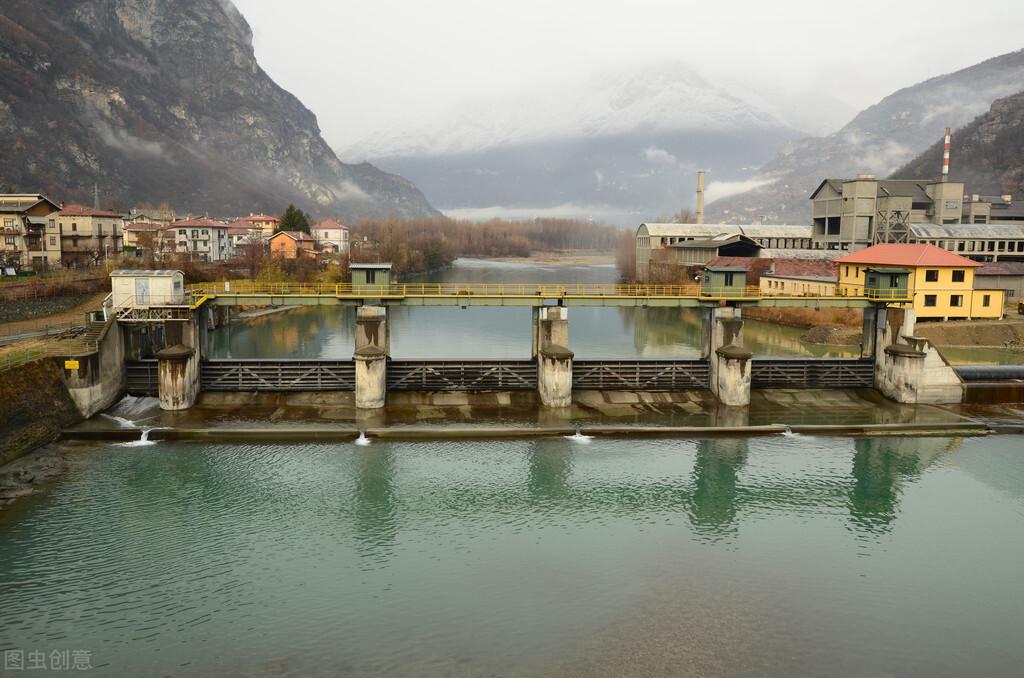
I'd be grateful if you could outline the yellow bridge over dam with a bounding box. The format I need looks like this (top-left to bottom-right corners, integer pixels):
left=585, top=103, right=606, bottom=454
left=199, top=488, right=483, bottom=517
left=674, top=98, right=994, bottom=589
left=184, top=282, right=911, bottom=310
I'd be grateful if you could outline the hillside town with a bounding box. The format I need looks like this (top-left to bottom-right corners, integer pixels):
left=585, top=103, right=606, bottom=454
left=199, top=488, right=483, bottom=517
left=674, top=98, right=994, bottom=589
left=0, top=195, right=350, bottom=271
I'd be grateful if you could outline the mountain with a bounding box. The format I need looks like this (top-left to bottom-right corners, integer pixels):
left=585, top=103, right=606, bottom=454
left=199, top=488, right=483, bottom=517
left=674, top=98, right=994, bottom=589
left=894, top=90, right=1024, bottom=197
left=341, top=63, right=804, bottom=224
left=705, top=49, right=1024, bottom=224
left=0, top=0, right=438, bottom=219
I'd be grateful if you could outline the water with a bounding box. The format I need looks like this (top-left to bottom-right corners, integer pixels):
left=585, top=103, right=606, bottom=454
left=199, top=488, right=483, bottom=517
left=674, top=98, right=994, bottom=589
left=207, top=258, right=1024, bottom=364
left=206, top=258, right=865, bottom=360
left=2, top=435, right=1023, bottom=676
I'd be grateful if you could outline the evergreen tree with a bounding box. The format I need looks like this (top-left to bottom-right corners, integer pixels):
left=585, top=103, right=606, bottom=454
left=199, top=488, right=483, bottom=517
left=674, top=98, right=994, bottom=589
left=277, top=204, right=311, bottom=233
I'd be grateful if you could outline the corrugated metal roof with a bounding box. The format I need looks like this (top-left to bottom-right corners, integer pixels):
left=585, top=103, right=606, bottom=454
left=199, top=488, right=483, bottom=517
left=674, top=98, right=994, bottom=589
left=910, top=223, right=1024, bottom=238
left=639, top=223, right=811, bottom=238
left=111, top=270, right=183, bottom=276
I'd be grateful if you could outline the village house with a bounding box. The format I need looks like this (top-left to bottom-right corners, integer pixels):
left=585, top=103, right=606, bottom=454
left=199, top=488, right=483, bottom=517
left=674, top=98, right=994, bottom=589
left=269, top=230, right=317, bottom=259
left=836, top=243, right=1004, bottom=320
left=311, top=219, right=349, bottom=255
left=169, top=217, right=231, bottom=261
left=122, top=222, right=175, bottom=260
left=227, top=220, right=265, bottom=254
left=239, top=213, right=279, bottom=238
left=758, top=259, right=839, bottom=296
left=0, top=194, right=62, bottom=268
left=55, top=204, right=124, bottom=266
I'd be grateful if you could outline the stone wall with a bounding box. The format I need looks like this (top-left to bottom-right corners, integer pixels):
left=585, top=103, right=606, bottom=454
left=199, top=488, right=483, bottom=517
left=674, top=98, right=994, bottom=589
left=0, top=359, right=83, bottom=465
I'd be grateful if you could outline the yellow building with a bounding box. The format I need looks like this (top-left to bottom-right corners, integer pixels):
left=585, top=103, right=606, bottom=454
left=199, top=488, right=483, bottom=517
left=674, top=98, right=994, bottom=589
left=836, top=243, right=1003, bottom=320
left=760, top=274, right=837, bottom=296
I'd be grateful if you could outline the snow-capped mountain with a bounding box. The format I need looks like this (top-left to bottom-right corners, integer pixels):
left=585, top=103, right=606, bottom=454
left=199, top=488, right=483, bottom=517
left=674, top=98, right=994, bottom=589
left=340, top=62, right=802, bottom=223
left=344, top=62, right=791, bottom=160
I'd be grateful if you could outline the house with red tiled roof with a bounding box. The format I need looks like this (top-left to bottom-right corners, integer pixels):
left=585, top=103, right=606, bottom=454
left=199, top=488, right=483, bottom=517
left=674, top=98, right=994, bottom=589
left=836, top=243, right=1003, bottom=319
left=759, top=259, right=839, bottom=296
left=311, top=219, right=349, bottom=255
left=54, top=204, right=125, bottom=266
left=269, top=230, right=317, bottom=259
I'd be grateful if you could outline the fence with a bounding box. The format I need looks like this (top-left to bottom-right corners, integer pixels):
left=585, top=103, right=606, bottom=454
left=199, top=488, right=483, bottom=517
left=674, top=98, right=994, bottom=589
left=750, top=358, right=875, bottom=388
left=387, top=360, right=537, bottom=391
left=573, top=360, right=711, bottom=390
left=201, top=359, right=356, bottom=391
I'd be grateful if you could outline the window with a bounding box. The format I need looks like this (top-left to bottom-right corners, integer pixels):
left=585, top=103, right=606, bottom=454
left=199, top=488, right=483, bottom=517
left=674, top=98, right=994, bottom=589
left=951, top=270, right=965, bottom=283
left=889, top=275, right=900, bottom=287
left=924, top=295, right=937, bottom=307
left=983, top=294, right=991, bottom=307
left=925, top=270, right=939, bottom=283
left=71, top=222, right=77, bottom=232
left=844, top=265, right=849, bottom=277
left=724, top=273, right=735, bottom=286
left=48, top=219, right=55, bottom=230
left=179, top=229, right=186, bottom=236
left=3, top=218, right=13, bottom=228
left=950, top=294, right=963, bottom=307
left=4, top=236, right=14, bottom=245
left=49, top=237, right=56, bottom=246
left=365, top=270, right=376, bottom=284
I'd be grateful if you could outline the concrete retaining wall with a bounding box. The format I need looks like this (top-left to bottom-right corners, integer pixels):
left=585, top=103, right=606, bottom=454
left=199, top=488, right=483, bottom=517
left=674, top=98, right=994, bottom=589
left=64, top=320, right=127, bottom=418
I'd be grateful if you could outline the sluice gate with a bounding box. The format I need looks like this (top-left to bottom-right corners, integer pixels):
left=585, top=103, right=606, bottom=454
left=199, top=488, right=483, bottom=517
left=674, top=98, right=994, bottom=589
left=126, top=358, right=877, bottom=396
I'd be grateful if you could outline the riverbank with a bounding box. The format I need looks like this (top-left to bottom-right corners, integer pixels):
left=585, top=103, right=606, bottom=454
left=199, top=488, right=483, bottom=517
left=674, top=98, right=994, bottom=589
left=481, top=251, right=615, bottom=266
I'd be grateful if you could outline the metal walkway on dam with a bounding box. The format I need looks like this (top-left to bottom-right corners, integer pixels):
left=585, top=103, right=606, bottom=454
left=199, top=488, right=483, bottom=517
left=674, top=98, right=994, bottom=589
left=165, top=282, right=911, bottom=314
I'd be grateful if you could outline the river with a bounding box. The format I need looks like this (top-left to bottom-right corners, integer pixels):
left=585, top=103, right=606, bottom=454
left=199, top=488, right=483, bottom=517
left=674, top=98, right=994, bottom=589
left=206, top=258, right=1024, bottom=364
left=4, top=258, right=1024, bottom=676
left=2, top=434, right=1023, bottom=676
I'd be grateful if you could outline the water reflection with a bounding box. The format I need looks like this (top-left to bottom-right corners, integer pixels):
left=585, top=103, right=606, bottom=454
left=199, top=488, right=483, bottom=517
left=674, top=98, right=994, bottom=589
left=206, top=260, right=866, bottom=360
left=686, top=438, right=748, bottom=540
left=528, top=446, right=572, bottom=499
left=846, top=437, right=958, bottom=535
left=353, top=447, right=398, bottom=564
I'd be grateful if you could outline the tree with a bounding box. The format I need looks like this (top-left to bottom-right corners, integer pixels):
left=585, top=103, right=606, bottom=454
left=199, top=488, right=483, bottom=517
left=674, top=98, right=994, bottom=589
left=278, top=204, right=311, bottom=233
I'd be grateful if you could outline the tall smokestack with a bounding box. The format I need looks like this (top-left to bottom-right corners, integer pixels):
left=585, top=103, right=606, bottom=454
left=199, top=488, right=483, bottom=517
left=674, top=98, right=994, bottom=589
left=942, top=127, right=951, bottom=182
left=695, top=170, right=705, bottom=224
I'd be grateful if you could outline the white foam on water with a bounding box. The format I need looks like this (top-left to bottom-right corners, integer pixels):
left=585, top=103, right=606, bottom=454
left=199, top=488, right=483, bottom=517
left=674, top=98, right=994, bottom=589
left=119, top=428, right=157, bottom=447
left=565, top=429, right=593, bottom=443
left=355, top=432, right=371, bottom=446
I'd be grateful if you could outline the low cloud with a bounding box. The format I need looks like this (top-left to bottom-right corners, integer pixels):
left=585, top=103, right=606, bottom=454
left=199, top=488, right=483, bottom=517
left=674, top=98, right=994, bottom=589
left=94, top=120, right=166, bottom=158
left=335, top=179, right=373, bottom=202
left=705, top=177, right=775, bottom=203
left=443, top=202, right=638, bottom=224
left=643, top=146, right=678, bottom=165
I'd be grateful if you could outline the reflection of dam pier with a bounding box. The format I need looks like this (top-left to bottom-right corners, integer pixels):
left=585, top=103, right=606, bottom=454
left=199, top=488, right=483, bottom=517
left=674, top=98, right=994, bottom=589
left=59, top=271, right=979, bottom=415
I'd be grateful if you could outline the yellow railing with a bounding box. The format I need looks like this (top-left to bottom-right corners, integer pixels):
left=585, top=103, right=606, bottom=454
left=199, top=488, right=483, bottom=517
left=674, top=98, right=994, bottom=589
left=186, top=281, right=914, bottom=302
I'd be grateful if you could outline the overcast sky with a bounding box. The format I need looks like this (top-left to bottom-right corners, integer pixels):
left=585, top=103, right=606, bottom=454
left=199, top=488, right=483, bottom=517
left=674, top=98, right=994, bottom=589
left=232, top=0, right=1024, bottom=149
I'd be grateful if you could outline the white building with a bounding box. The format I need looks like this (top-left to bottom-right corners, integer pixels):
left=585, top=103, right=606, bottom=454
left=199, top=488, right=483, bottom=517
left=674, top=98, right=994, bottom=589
left=170, top=218, right=231, bottom=261
left=312, top=219, right=349, bottom=255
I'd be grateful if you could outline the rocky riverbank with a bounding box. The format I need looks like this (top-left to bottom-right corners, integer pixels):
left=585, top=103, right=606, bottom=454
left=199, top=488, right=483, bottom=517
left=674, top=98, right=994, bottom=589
left=0, top=443, right=67, bottom=509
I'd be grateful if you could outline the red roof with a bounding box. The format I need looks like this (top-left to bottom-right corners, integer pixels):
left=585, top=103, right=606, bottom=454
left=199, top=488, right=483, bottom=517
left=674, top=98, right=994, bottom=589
left=59, top=204, right=122, bottom=218
left=242, top=213, right=278, bottom=223
left=123, top=222, right=165, bottom=232
left=836, top=243, right=981, bottom=268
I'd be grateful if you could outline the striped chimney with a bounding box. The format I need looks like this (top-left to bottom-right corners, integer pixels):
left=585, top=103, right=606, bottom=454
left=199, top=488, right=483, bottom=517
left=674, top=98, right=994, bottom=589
left=942, top=127, right=951, bottom=182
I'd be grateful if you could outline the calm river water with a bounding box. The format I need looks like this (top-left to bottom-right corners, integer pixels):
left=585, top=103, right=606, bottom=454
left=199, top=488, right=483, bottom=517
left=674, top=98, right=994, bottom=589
left=2, top=435, right=1024, bottom=676
left=206, top=258, right=1024, bottom=364
left=207, top=258, right=864, bottom=360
